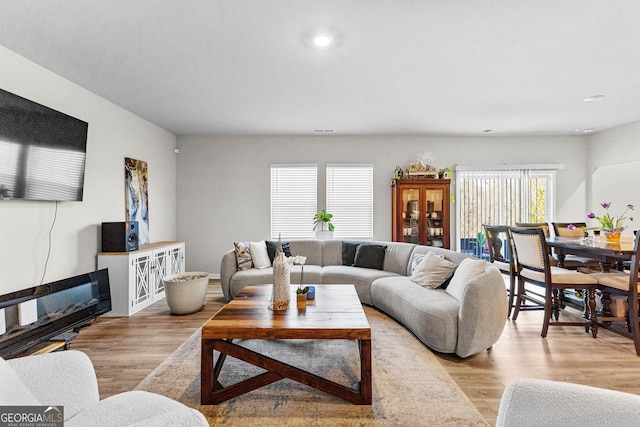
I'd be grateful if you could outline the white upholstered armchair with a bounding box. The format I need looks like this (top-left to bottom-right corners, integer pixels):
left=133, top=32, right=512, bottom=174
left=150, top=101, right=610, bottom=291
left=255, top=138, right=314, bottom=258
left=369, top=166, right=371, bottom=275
left=0, top=350, right=207, bottom=426
left=496, top=378, right=640, bottom=427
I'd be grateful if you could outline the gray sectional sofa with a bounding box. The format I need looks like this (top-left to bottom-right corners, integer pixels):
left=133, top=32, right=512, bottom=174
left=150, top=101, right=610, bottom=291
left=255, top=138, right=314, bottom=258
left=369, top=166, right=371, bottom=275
left=220, top=240, right=507, bottom=358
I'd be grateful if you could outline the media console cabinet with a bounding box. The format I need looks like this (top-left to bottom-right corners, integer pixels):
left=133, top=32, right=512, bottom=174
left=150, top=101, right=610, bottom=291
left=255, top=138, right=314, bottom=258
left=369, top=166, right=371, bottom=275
left=98, top=241, right=185, bottom=316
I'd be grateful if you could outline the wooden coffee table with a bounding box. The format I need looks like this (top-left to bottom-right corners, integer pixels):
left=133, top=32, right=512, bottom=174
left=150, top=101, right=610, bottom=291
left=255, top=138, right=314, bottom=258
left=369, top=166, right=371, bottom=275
left=200, top=284, right=372, bottom=405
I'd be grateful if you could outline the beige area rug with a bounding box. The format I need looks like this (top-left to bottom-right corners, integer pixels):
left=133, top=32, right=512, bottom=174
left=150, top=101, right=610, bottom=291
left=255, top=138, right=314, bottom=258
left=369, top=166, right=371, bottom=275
left=135, top=306, right=488, bottom=426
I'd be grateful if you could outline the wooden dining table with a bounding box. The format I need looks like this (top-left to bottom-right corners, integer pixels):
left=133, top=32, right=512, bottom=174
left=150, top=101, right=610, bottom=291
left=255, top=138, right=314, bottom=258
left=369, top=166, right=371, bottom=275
left=547, top=236, right=638, bottom=346
left=546, top=236, right=635, bottom=272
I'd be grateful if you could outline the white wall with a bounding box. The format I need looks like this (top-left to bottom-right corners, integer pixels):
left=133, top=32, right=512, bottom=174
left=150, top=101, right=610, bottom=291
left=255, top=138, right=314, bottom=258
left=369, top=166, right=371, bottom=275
left=587, top=120, right=640, bottom=237
left=176, top=134, right=589, bottom=275
left=0, top=46, right=177, bottom=294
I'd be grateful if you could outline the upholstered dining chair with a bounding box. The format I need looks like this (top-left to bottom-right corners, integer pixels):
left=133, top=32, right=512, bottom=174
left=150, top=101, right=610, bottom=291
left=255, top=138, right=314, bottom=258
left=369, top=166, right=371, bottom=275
left=593, top=234, right=640, bottom=355
left=483, top=224, right=515, bottom=317
left=516, top=222, right=584, bottom=270
left=510, top=222, right=555, bottom=316
left=508, top=226, right=599, bottom=338
left=551, top=222, right=601, bottom=270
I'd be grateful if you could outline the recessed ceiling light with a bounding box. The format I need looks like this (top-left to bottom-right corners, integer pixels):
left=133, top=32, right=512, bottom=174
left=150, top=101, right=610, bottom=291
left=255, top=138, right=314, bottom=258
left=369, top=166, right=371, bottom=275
left=582, top=128, right=595, bottom=133
left=584, top=95, right=605, bottom=102
left=313, top=34, right=333, bottom=48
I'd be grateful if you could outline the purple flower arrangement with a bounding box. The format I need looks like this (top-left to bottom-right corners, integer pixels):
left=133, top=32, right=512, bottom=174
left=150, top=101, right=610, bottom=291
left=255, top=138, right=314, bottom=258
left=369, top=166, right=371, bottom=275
left=568, top=202, right=634, bottom=232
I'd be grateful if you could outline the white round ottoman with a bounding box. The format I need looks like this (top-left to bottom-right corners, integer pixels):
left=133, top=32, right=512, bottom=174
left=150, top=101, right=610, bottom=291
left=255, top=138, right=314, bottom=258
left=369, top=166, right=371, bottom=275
left=163, top=272, right=209, bottom=315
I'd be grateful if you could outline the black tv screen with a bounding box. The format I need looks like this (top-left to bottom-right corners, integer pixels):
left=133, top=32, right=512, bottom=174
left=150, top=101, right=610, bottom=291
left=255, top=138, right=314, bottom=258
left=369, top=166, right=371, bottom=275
left=0, top=88, right=88, bottom=201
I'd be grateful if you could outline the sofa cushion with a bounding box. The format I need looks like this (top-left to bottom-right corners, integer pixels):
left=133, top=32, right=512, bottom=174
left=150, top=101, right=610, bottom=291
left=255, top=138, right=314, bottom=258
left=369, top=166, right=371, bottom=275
left=353, top=244, right=387, bottom=270
left=322, top=265, right=398, bottom=305
left=341, top=241, right=361, bottom=265
left=290, top=264, right=323, bottom=285
left=249, top=241, right=271, bottom=269
left=229, top=268, right=274, bottom=298
left=265, top=240, right=292, bottom=263
left=321, top=240, right=342, bottom=266
left=410, top=252, right=457, bottom=289
left=288, top=240, right=323, bottom=266
left=370, top=277, right=460, bottom=353
left=381, top=241, right=417, bottom=275
left=446, top=258, right=489, bottom=301
left=0, top=356, right=41, bottom=405
left=234, top=242, right=253, bottom=270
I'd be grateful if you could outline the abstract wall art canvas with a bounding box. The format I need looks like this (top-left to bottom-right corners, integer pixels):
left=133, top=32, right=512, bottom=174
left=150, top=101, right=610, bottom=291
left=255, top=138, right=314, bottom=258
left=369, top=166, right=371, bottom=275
left=125, top=157, right=150, bottom=245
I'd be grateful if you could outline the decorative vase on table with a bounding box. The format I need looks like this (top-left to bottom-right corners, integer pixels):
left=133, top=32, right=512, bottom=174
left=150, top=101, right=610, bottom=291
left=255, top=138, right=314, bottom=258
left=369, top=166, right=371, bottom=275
left=296, top=293, right=307, bottom=309
left=604, top=229, right=622, bottom=243
left=270, top=236, right=290, bottom=311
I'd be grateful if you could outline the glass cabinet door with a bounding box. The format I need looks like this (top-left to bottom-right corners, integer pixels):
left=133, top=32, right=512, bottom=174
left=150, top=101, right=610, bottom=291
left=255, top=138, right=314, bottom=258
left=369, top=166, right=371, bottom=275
left=401, top=187, right=421, bottom=244
left=392, top=179, right=450, bottom=249
left=425, top=188, right=445, bottom=247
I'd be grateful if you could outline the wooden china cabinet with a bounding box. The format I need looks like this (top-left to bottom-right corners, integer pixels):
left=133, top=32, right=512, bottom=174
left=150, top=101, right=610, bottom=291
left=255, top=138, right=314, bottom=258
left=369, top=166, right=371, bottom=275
left=391, top=178, right=451, bottom=249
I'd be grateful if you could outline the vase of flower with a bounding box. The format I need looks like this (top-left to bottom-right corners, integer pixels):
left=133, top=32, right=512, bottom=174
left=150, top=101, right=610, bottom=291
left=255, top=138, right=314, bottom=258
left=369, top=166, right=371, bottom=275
left=296, top=292, right=307, bottom=309
left=604, top=229, right=622, bottom=242
left=582, top=202, right=634, bottom=242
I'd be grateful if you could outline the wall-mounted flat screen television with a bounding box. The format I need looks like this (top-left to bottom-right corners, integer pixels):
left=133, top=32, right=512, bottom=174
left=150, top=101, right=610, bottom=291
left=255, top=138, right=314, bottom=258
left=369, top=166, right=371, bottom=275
left=0, top=88, right=88, bottom=201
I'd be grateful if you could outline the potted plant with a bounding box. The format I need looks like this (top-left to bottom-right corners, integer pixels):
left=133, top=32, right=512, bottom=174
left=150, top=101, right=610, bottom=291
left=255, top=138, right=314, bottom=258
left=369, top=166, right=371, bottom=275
left=313, top=210, right=335, bottom=240
left=438, top=167, right=451, bottom=179
left=296, top=285, right=310, bottom=309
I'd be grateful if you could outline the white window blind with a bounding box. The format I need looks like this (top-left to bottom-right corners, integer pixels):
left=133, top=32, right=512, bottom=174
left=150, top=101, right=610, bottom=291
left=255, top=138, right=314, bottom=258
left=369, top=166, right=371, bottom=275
left=326, top=164, right=373, bottom=240
left=455, top=165, right=556, bottom=253
left=0, top=140, right=20, bottom=197
left=271, top=164, right=317, bottom=239
left=25, top=146, right=85, bottom=200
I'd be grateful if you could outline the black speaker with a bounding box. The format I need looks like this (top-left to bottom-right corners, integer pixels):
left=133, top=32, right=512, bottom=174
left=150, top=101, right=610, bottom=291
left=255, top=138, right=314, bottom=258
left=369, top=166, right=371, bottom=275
left=101, top=221, right=139, bottom=252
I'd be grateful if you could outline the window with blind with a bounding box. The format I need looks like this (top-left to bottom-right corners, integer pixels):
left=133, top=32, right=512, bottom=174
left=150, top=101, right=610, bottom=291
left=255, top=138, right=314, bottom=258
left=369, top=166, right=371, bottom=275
left=455, top=165, right=558, bottom=254
left=326, top=164, right=373, bottom=240
left=270, top=164, right=317, bottom=239
left=25, top=146, right=85, bottom=201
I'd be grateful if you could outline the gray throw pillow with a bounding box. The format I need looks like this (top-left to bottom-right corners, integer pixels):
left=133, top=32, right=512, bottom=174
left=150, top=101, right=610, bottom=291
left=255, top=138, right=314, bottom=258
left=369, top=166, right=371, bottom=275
left=342, top=241, right=362, bottom=265
left=265, top=240, right=292, bottom=263
left=353, top=244, right=387, bottom=270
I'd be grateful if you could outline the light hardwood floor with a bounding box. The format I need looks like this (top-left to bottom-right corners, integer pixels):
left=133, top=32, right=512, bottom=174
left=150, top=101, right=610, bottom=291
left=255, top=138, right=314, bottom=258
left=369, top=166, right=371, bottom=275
left=71, top=280, right=640, bottom=426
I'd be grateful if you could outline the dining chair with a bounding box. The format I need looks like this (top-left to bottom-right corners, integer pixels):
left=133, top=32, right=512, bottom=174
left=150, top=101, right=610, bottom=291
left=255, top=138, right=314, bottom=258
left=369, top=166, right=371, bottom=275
left=594, top=234, right=640, bottom=355
left=508, top=226, right=599, bottom=338
left=551, top=222, right=601, bottom=270
left=483, top=224, right=515, bottom=317
left=516, top=222, right=591, bottom=270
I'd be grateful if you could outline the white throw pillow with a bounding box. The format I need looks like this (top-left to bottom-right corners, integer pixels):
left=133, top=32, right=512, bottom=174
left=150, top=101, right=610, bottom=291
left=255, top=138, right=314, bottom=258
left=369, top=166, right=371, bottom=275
left=446, top=258, right=488, bottom=301
left=410, top=252, right=457, bottom=289
left=409, top=251, right=445, bottom=275
left=249, top=241, right=271, bottom=269
left=0, top=357, right=41, bottom=405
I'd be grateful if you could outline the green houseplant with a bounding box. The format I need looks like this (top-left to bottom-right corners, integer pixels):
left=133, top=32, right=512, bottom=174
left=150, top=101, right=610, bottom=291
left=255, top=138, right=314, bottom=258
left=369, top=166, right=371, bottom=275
left=313, top=210, right=335, bottom=240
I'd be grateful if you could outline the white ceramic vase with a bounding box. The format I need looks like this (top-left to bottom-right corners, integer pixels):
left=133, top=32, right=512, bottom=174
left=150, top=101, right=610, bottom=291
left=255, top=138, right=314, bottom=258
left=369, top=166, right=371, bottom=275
left=315, top=230, right=334, bottom=240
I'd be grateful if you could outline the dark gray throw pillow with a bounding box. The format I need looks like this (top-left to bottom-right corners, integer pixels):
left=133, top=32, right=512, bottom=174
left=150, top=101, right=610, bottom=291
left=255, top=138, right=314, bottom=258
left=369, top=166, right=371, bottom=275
left=265, top=240, right=291, bottom=263
left=353, top=244, right=387, bottom=270
left=342, top=241, right=361, bottom=265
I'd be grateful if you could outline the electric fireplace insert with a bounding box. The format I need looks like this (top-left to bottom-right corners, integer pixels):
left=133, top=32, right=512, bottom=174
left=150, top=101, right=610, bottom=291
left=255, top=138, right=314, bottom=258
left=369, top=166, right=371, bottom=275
left=0, top=269, right=112, bottom=358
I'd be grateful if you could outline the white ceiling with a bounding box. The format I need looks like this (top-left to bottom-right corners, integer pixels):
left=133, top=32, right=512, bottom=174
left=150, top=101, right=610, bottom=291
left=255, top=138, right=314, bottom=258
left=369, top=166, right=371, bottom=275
left=1, top=0, right=640, bottom=137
